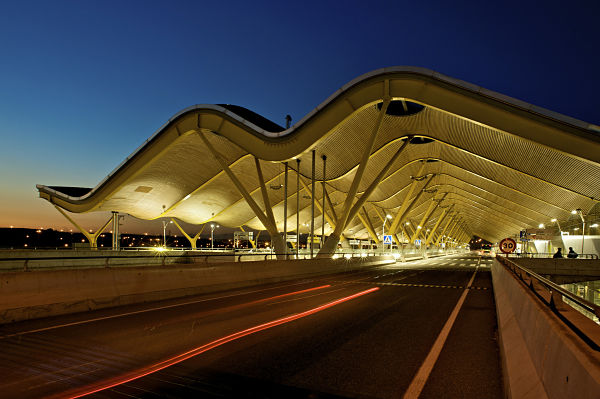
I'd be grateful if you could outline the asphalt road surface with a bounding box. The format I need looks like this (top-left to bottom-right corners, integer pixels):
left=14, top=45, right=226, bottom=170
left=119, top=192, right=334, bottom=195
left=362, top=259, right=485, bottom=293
left=0, top=253, right=502, bottom=398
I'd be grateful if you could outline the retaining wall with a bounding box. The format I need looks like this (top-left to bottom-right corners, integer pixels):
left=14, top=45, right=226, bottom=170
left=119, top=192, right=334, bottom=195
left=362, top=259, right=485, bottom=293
left=0, top=256, right=394, bottom=324
left=505, top=258, right=600, bottom=284
left=491, top=259, right=600, bottom=399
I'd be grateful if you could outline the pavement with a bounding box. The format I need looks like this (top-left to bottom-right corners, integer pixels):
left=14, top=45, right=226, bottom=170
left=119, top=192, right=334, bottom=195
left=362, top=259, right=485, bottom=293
left=0, top=253, right=502, bottom=398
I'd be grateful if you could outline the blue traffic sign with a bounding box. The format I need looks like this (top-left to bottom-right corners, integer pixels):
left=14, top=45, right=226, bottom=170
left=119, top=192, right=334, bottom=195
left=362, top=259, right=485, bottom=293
left=383, top=235, right=393, bottom=244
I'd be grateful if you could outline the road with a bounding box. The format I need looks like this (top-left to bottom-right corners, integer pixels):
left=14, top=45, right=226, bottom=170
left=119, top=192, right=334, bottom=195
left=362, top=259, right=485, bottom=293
left=0, top=253, right=502, bottom=398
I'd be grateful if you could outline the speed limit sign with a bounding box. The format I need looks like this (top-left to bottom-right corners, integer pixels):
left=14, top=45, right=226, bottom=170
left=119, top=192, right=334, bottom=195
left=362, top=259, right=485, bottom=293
left=499, top=238, right=517, bottom=254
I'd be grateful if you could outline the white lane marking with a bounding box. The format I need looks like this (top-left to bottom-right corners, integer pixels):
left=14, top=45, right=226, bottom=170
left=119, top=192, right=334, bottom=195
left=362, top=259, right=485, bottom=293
left=402, top=264, right=479, bottom=398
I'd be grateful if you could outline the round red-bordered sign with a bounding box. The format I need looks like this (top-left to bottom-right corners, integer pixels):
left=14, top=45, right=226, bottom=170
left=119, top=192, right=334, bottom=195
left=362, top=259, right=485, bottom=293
left=499, top=238, right=517, bottom=254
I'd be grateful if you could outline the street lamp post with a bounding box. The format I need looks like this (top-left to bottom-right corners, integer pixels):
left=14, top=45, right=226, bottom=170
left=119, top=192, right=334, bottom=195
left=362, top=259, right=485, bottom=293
left=210, top=223, right=219, bottom=250
left=572, top=209, right=586, bottom=254
left=162, top=220, right=172, bottom=248
left=551, top=218, right=562, bottom=235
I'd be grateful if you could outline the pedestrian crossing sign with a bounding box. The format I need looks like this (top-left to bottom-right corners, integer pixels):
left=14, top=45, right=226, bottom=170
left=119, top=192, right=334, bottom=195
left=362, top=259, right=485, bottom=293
left=383, top=235, right=393, bottom=245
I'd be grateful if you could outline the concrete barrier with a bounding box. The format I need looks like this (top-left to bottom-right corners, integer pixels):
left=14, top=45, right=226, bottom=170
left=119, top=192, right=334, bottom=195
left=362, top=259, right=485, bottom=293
left=0, top=256, right=394, bottom=324
left=491, top=259, right=600, bottom=399
left=505, top=258, right=600, bottom=284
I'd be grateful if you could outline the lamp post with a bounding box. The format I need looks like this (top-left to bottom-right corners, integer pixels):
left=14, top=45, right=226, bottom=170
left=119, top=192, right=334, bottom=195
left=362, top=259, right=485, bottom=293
left=572, top=209, right=586, bottom=254
left=551, top=218, right=562, bottom=235
left=210, top=223, right=219, bottom=250
left=162, top=220, right=172, bottom=248
left=382, top=214, right=392, bottom=253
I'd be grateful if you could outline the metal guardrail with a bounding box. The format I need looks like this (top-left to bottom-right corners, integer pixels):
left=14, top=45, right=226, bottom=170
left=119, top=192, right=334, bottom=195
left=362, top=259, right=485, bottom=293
left=508, top=252, right=599, bottom=259
left=497, top=255, right=600, bottom=350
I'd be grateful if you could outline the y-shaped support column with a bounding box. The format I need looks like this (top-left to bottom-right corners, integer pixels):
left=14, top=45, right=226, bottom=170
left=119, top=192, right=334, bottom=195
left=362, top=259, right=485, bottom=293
left=171, top=218, right=205, bottom=249
left=54, top=206, right=112, bottom=249
left=199, top=131, right=286, bottom=258
left=318, top=131, right=411, bottom=255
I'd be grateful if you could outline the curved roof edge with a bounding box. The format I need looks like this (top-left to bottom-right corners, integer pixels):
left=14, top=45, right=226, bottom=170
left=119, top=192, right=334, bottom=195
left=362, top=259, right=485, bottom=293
left=37, top=66, right=600, bottom=210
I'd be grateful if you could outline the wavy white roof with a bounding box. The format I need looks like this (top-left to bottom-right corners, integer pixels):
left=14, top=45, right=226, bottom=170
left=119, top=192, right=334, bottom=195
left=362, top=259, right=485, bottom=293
left=37, top=67, right=600, bottom=242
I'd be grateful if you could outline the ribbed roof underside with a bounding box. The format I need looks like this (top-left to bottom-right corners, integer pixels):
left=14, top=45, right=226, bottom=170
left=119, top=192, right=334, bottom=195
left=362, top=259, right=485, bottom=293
left=37, top=67, right=600, bottom=243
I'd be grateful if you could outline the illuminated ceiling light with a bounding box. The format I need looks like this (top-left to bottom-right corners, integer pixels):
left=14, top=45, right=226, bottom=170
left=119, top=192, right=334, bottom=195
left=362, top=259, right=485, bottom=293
left=571, top=210, right=577, bottom=215
left=386, top=214, right=392, bottom=219
left=183, top=194, right=191, bottom=201
left=551, top=218, right=557, bottom=222
left=405, top=222, right=410, bottom=225
left=417, top=225, right=422, bottom=229
left=591, top=223, right=599, bottom=228
left=538, top=223, right=545, bottom=228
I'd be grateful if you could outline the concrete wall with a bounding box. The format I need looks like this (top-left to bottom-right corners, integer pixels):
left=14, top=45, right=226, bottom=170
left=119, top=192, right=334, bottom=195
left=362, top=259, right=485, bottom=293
left=0, top=256, right=394, bottom=324
left=492, top=259, right=600, bottom=399
left=0, top=249, right=269, bottom=271
left=506, top=258, right=600, bottom=284
left=560, top=235, right=600, bottom=256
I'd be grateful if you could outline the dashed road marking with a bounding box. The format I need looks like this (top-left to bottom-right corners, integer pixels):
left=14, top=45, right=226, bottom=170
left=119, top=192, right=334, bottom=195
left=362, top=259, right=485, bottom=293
left=403, top=262, right=480, bottom=398
left=331, top=281, right=488, bottom=290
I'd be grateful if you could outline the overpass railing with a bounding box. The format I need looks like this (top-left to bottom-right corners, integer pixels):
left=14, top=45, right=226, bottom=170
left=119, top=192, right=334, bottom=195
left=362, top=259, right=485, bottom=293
left=507, top=252, right=598, bottom=259
left=496, top=255, right=600, bottom=349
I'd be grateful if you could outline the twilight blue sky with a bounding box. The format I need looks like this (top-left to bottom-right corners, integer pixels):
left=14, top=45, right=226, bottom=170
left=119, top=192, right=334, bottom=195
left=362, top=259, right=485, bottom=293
left=0, top=0, right=598, bottom=233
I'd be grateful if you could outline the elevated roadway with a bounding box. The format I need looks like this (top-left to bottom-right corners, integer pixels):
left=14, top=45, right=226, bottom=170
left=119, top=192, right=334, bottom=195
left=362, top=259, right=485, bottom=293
left=0, top=254, right=501, bottom=398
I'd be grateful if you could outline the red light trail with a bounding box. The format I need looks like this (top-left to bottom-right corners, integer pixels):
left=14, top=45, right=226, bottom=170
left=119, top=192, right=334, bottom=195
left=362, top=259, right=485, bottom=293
left=49, top=287, right=379, bottom=399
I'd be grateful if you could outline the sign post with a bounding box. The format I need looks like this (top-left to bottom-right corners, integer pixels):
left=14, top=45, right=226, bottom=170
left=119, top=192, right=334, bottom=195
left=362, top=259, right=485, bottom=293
left=499, top=237, right=517, bottom=255
left=383, top=235, right=392, bottom=252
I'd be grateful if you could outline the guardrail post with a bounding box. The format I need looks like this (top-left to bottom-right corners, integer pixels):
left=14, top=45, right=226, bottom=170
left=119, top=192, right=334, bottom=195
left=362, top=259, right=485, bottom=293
left=23, top=259, right=28, bottom=271
left=550, top=289, right=566, bottom=311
